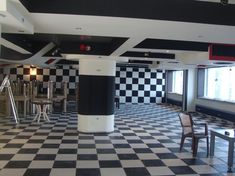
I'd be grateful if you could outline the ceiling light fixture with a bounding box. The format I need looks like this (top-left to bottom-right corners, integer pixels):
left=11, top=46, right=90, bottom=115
left=166, top=50, right=169, bottom=53
left=0, top=13, right=6, bottom=18
left=198, top=35, right=204, bottom=38
left=75, top=27, right=82, bottom=30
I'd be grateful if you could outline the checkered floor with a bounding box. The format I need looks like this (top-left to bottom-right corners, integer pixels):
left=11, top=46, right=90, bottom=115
left=0, top=104, right=235, bottom=176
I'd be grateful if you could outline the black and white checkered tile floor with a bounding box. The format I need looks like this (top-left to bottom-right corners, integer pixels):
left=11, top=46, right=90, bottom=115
left=0, top=104, right=235, bottom=176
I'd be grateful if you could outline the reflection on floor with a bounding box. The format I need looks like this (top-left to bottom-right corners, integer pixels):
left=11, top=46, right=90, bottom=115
left=0, top=104, right=234, bottom=176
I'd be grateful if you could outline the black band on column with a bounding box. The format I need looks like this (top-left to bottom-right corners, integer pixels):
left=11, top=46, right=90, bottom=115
left=78, top=75, right=115, bottom=115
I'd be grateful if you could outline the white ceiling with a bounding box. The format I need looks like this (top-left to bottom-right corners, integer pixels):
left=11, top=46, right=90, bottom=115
left=1, top=0, right=235, bottom=68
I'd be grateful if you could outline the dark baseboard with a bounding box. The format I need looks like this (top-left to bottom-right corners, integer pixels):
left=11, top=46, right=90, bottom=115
left=196, top=105, right=235, bottom=122
left=166, top=98, right=182, bottom=107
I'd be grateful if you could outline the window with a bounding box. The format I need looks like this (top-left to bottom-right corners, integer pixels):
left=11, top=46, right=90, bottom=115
left=172, top=71, right=183, bottom=94
left=204, top=66, right=235, bottom=102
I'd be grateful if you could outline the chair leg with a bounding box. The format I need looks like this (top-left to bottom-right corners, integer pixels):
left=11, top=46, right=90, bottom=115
left=206, top=137, right=209, bottom=157
left=180, top=136, right=186, bottom=152
left=193, top=138, right=199, bottom=157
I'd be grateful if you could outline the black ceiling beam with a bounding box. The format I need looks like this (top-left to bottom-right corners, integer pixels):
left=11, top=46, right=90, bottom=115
left=20, top=0, right=235, bottom=26
left=135, top=39, right=210, bottom=51
left=121, top=51, right=175, bottom=59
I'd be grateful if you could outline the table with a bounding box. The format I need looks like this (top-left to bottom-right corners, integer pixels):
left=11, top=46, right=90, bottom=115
left=210, top=129, right=235, bottom=172
left=32, top=100, right=52, bottom=123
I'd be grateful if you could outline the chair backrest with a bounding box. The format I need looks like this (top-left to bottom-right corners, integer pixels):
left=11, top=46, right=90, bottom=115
left=179, top=112, right=193, bottom=135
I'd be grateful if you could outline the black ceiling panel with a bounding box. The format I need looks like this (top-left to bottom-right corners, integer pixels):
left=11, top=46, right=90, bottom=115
left=2, top=33, right=128, bottom=57
left=20, top=0, right=235, bottom=26
left=0, top=46, right=32, bottom=61
left=135, top=39, right=210, bottom=51
left=121, top=51, right=175, bottom=59
left=56, top=59, right=79, bottom=65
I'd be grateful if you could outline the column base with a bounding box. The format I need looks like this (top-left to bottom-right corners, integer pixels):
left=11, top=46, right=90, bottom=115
left=78, top=114, right=114, bottom=133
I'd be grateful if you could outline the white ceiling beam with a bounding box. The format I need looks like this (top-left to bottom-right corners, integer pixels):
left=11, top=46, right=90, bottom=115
left=0, top=0, right=33, bottom=34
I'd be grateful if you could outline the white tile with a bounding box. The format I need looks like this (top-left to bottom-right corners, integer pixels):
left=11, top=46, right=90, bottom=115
left=98, top=154, right=118, bottom=160
left=0, top=169, right=26, bottom=176
left=50, top=169, right=76, bottom=176
left=55, top=154, right=77, bottom=160
left=29, top=161, right=54, bottom=168
left=100, top=168, right=126, bottom=176
left=76, top=160, right=99, bottom=168
left=190, top=165, right=219, bottom=174
left=121, top=160, right=144, bottom=167
left=162, top=159, right=187, bottom=166
left=147, top=166, right=174, bottom=176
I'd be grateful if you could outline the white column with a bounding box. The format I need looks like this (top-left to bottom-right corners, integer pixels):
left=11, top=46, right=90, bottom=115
left=78, top=58, right=116, bottom=133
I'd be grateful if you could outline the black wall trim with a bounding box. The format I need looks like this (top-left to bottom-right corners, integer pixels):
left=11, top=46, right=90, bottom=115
left=78, top=75, right=115, bottom=115
left=167, top=98, right=182, bottom=107
left=196, top=105, right=235, bottom=122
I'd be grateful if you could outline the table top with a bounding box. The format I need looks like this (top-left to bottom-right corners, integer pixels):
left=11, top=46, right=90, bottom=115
left=211, top=129, right=235, bottom=139
left=32, top=100, right=52, bottom=105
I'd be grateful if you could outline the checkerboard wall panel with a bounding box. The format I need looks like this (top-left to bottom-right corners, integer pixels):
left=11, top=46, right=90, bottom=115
left=115, top=67, right=165, bottom=104
left=2, top=65, right=79, bottom=95
left=1, top=65, right=165, bottom=103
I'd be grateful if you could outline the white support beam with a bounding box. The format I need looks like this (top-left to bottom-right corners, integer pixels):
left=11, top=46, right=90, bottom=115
left=0, top=0, right=33, bottom=34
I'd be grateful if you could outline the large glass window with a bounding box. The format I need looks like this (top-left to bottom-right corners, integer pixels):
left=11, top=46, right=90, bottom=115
left=204, top=66, right=235, bottom=102
left=172, top=71, right=183, bottom=94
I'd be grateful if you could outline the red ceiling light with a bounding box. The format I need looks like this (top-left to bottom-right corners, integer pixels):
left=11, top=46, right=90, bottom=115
left=79, top=44, right=91, bottom=51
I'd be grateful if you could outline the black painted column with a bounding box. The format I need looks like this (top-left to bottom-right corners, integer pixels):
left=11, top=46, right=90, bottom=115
left=78, top=59, right=116, bottom=133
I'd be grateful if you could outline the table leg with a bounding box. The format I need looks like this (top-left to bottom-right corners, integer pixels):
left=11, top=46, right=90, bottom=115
left=33, top=105, right=40, bottom=122
left=210, top=132, right=215, bottom=157
left=228, top=140, right=234, bottom=172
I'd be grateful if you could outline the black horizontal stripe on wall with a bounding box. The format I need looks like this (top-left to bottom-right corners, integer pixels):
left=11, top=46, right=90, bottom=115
left=78, top=75, right=115, bottom=115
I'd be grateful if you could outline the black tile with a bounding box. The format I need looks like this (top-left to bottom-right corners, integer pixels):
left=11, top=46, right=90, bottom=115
left=77, top=144, right=96, bottom=148
left=47, top=136, right=63, bottom=139
left=18, top=148, right=39, bottom=154
left=126, top=140, right=143, bottom=143
left=147, top=143, right=164, bottom=148
left=53, top=161, right=76, bottom=168
left=157, top=153, right=178, bottom=159
left=142, top=159, right=166, bottom=167
left=99, top=160, right=121, bottom=168
left=113, top=144, right=131, bottom=148
left=27, top=139, right=45, bottom=143
left=97, top=149, right=116, bottom=154
left=77, top=154, right=98, bottom=160
left=62, top=139, right=78, bottom=144
left=3, top=144, right=24, bottom=148
left=34, top=154, right=56, bottom=160
left=169, top=166, right=197, bottom=175
left=118, top=154, right=139, bottom=160
left=4, top=161, right=31, bottom=168
left=41, top=144, right=60, bottom=148
left=124, top=167, right=150, bottom=176
left=23, top=169, right=51, bottom=176
left=182, top=159, right=207, bottom=165
left=76, top=168, right=100, bottom=176
left=58, top=149, right=77, bottom=154
left=0, top=154, right=14, bottom=160
left=133, top=148, right=152, bottom=153
left=95, top=140, right=111, bottom=144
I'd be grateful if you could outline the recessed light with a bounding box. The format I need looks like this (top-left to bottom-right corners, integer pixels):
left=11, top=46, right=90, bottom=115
left=198, top=35, right=204, bottom=38
left=0, top=13, right=6, bottom=18
left=166, top=50, right=169, bottom=53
